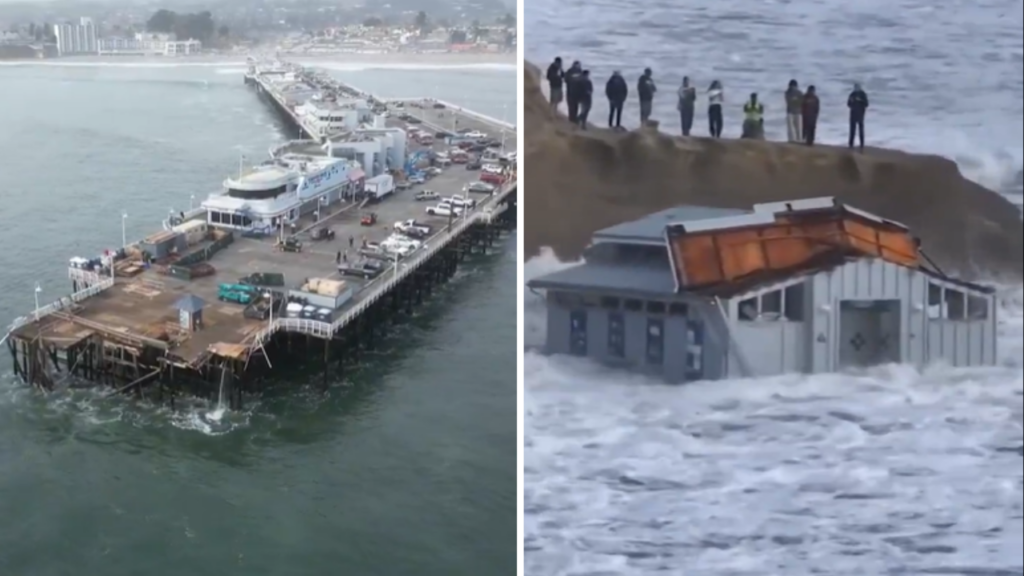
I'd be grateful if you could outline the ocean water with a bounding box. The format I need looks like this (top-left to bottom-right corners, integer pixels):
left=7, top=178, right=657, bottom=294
left=0, top=61, right=516, bottom=575
left=524, top=0, right=1024, bottom=574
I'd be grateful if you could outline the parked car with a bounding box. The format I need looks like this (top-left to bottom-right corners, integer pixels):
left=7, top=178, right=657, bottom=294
left=465, top=181, right=495, bottom=194
left=414, top=190, right=440, bottom=201
left=339, top=260, right=384, bottom=279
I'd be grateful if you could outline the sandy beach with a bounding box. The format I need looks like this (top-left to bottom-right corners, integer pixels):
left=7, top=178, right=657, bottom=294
left=1, top=51, right=516, bottom=68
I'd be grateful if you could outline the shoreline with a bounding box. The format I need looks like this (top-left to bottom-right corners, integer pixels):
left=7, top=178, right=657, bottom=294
left=0, top=51, right=515, bottom=68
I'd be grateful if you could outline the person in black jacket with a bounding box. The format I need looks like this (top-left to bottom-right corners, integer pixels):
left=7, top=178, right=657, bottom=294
left=564, top=61, right=583, bottom=123
left=545, top=57, right=564, bottom=113
left=847, top=83, right=869, bottom=150
left=605, top=71, right=628, bottom=129
left=637, top=68, right=656, bottom=124
left=577, top=70, right=594, bottom=129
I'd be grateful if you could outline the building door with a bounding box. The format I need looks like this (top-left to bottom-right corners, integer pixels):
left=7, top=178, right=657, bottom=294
left=646, top=317, right=664, bottom=368
left=569, top=310, right=588, bottom=356
left=685, top=320, right=705, bottom=381
left=838, top=300, right=901, bottom=368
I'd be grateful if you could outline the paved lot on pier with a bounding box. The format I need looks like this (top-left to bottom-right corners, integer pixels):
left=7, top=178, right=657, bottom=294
left=14, top=153, right=511, bottom=366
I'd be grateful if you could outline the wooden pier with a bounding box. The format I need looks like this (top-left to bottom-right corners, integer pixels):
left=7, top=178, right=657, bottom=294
left=2, top=67, right=517, bottom=404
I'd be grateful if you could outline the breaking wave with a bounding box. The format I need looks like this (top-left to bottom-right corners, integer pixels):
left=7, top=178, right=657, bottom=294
left=524, top=249, right=1024, bottom=574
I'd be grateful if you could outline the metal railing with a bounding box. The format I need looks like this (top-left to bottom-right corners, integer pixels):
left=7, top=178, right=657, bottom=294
left=68, top=267, right=105, bottom=287
left=248, top=179, right=516, bottom=346
left=5, top=277, right=115, bottom=334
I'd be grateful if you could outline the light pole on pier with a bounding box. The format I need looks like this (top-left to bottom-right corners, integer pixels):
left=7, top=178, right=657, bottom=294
left=121, top=211, right=128, bottom=248
left=34, top=282, right=41, bottom=320
left=190, top=195, right=196, bottom=210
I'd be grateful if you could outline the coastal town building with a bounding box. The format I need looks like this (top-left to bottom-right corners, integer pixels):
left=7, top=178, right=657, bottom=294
left=528, top=197, right=998, bottom=383
left=53, top=17, right=98, bottom=55
left=97, top=33, right=201, bottom=56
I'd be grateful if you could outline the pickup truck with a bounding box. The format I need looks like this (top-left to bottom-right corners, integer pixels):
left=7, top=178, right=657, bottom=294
left=426, top=202, right=464, bottom=217
left=394, top=219, right=432, bottom=238
left=414, top=190, right=440, bottom=201
left=339, top=260, right=385, bottom=279
left=445, top=195, right=477, bottom=209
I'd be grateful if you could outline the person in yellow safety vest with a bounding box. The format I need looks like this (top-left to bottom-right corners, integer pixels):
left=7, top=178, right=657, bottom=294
left=741, top=92, right=765, bottom=139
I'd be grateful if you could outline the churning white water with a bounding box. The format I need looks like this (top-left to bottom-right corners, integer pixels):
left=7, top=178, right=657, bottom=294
left=524, top=252, right=1022, bottom=575
left=524, top=0, right=1023, bottom=571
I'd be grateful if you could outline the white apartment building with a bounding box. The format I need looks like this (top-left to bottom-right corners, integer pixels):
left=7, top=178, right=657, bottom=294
left=97, top=33, right=202, bottom=56
left=53, top=17, right=98, bottom=56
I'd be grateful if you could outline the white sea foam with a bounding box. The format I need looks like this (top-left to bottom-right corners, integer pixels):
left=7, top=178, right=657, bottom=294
left=524, top=246, right=1024, bottom=573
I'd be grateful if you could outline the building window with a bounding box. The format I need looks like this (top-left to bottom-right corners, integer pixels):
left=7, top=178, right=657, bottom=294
left=624, top=299, right=643, bottom=312
left=600, top=296, right=621, bottom=310
left=927, top=282, right=986, bottom=321
left=737, top=283, right=806, bottom=321
left=569, top=310, right=588, bottom=356
left=668, top=302, right=689, bottom=316
left=607, top=312, right=625, bottom=358
left=967, top=294, right=989, bottom=319
left=685, top=320, right=704, bottom=380
left=646, top=317, right=663, bottom=366
left=646, top=301, right=666, bottom=314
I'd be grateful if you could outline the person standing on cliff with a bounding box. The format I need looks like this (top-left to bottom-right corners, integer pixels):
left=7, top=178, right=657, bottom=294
left=546, top=57, right=564, bottom=114
left=785, top=80, right=804, bottom=142
left=677, top=77, right=697, bottom=136
left=637, top=68, right=657, bottom=125
left=564, top=61, right=584, bottom=124
left=847, top=83, right=869, bottom=150
left=802, top=85, right=820, bottom=145
left=605, top=71, right=628, bottom=129
left=577, top=70, right=595, bottom=129
left=707, top=80, right=724, bottom=137
left=741, top=93, right=765, bottom=139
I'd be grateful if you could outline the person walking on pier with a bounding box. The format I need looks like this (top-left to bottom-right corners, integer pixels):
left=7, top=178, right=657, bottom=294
left=349, top=235, right=354, bottom=249
left=577, top=70, right=594, bottom=129
left=802, top=85, right=820, bottom=145
left=847, top=83, right=869, bottom=150
left=336, top=250, right=342, bottom=264
left=707, top=80, right=724, bottom=137
left=637, top=68, right=657, bottom=125
left=677, top=76, right=697, bottom=136
left=605, top=71, right=628, bottom=129
left=564, top=61, right=584, bottom=123
left=785, top=79, right=804, bottom=143
left=546, top=57, right=565, bottom=113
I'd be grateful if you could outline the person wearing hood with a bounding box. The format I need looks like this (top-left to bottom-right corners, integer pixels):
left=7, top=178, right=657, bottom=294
left=801, top=85, right=820, bottom=145
left=677, top=77, right=697, bottom=136
left=847, top=83, right=869, bottom=150
left=707, top=80, right=724, bottom=137
left=545, top=57, right=564, bottom=113
left=605, top=71, right=628, bottom=129
left=784, top=79, right=804, bottom=143
left=577, top=70, right=594, bottom=129
left=637, top=68, right=656, bottom=124
left=564, top=61, right=584, bottom=124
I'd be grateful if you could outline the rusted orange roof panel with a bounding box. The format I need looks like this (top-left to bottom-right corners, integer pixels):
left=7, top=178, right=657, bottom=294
left=667, top=208, right=920, bottom=291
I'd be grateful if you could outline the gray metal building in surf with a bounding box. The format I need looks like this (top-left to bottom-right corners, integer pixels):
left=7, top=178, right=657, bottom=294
left=527, top=197, right=998, bottom=383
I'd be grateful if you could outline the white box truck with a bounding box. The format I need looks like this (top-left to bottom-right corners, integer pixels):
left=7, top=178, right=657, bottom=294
left=364, top=174, right=395, bottom=200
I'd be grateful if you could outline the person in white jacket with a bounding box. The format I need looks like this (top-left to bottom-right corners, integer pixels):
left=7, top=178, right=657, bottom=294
left=707, top=80, right=724, bottom=137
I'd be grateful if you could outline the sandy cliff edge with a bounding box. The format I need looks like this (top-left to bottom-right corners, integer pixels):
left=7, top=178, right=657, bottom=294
left=524, top=62, right=1024, bottom=280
